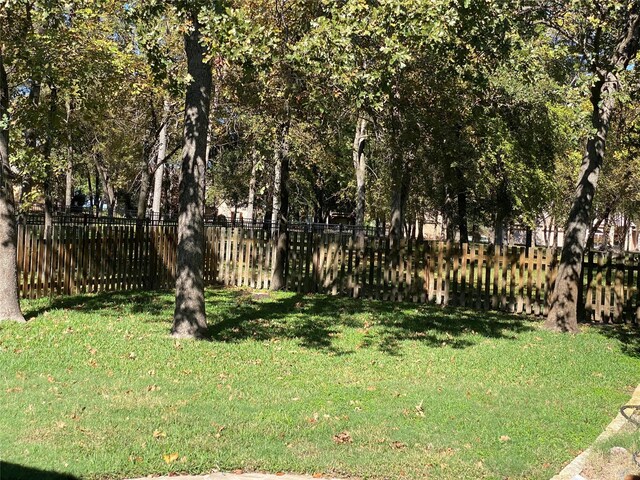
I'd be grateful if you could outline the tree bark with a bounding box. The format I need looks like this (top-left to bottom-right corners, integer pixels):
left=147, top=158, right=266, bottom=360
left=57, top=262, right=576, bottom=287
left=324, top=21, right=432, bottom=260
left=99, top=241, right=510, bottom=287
left=43, top=84, right=57, bottom=233
left=137, top=161, right=152, bottom=220
left=271, top=120, right=290, bottom=291
left=247, top=149, right=258, bottom=221
left=457, top=189, right=468, bottom=245
left=602, top=213, right=612, bottom=249
left=65, top=156, right=73, bottom=210
left=94, top=154, right=115, bottom=217
left=546, top=7, right=640, bottom=332
left=389, top=153, right=410, bottom=244
left=172, top=12, right=212, bottom=339
left=417, top=216, right=424, bottom=241
left=93, top=166, right=101, bottom=216
left=0, top=49, right=25, bottom=322
left=272, top=144, right=282, bottom=235
left=494, top=215, right=505, bottom=246
left=388, top=83, right=409, bottom=245
left=152, top=100, right=170, bottom=219
left=353, top=115, right=368, bottom=230
left=64, top=100, right=73, bottom=211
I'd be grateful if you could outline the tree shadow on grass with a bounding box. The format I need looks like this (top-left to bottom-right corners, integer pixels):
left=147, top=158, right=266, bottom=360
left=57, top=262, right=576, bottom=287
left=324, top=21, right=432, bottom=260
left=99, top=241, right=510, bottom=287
left=23, top=287, right=539, bottom=356
left=592, top=323, right=640, bottom=359
left=205, top=289, right=538, bottom=356
left=24, top=289, right=175, bottom=321
left=0, top=462, right=79, bottom=480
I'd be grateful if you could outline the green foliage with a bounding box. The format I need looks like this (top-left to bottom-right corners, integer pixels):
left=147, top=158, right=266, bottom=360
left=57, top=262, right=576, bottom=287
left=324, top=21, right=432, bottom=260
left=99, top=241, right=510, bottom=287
left=2, top=0, right=640, bottom=241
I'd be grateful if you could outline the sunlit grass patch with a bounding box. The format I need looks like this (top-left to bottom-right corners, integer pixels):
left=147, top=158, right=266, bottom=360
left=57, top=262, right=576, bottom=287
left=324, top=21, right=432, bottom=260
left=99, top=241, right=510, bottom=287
left=1, top=288, right=638, bottom=480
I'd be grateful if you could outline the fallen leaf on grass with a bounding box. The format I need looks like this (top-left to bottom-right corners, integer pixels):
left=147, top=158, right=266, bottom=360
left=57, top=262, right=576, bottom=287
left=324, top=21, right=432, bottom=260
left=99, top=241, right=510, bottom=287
left=499, top=435, right=511, bottom=442
left=162, top=452, right=179, bottom=464
left=415, top=400, right=425, bottom=417
left=212, top=423, right=225, bottom=438
left=129, top=455, right=143, bottom=463
left=390, top=441, right=407, bottom=449
left=153, top=430, right=167, bottom=439
left=333, top=431, right=352, bottom=444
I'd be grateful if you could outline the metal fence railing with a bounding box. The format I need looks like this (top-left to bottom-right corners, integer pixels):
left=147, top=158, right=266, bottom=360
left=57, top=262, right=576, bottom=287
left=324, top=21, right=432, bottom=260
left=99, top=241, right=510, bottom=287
left=18, top=211, right=388, bottom=237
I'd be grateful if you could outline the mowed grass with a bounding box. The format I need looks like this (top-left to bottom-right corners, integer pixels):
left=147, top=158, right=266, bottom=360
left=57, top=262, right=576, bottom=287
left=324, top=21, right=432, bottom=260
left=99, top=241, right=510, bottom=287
left=1, top=288, right=639, bottom=480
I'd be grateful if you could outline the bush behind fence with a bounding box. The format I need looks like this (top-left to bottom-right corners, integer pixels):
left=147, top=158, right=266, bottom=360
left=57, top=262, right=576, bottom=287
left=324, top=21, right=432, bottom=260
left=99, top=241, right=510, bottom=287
left=15, top=222, right=640, bottom=323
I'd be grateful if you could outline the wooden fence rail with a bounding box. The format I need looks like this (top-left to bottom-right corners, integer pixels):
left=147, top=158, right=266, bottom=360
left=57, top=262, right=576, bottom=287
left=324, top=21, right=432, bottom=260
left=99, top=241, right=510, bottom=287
left=15, top=224, right=640, bottom=323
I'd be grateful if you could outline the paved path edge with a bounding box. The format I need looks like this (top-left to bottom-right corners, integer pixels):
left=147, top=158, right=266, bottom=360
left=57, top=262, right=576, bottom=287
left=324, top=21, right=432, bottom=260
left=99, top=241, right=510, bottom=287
left=550, top=383, right=640, bottom=480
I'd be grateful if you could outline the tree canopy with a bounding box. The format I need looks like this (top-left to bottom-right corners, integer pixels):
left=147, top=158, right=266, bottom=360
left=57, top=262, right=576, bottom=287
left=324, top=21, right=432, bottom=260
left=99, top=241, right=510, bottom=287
left=1, top=0, right=640, bottom=329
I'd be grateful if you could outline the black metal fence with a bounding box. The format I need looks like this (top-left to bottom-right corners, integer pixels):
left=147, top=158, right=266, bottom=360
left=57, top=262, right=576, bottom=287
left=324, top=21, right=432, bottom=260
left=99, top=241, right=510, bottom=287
left=18, top=211, right=388, bottom=237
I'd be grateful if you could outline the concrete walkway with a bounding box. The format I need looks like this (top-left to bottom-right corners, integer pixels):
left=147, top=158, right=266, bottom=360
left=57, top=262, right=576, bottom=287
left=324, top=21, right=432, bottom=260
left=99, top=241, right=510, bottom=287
left=551, top=384, right=640, bottom=480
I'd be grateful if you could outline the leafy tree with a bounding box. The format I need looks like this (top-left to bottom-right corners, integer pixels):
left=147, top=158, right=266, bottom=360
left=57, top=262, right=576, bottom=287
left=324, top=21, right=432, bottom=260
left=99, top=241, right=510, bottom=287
left=0, top=42, right=25, bottom=322
left=544, top=0, right=640, bottom=332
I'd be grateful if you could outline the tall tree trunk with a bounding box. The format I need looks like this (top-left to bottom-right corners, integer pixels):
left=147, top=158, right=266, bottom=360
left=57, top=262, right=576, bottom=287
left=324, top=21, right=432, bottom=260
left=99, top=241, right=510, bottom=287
left=137, top=163, right=151, bottom=220
left=389, top=154, right=409, bottom=244
left=152, top=100, right=170, bottom=219
left=494, top=180, right=510, bottom=246
left=247, top=149, right=258, bottom=221
left=65, top=156, right=72, bottom=211
left=457, top=189, right=468, bottom=245
left=494, top=215, right=505, bottom=246
left=602, top=213, right=612, bottom=249
left=172, top=13, right=212, bottom=339
left=64, top=100, right=73, bottom=211
left=87, top=167, right=94, bottom=212
left=93, top=166, right=100, bottom=216
left=94, top=154, right=115, bottom=217
left=388, top=90, right=409, bottom=245
left=546, top=8, right=640, bottom=332
left=353, top=115, right=368, bottom=230
left=272, top=145, right=282, bottom=235
left=271, top=120, right=290, bottom=291
left=43, top=84, right=57, bottom=233
left=390, top=183, right=403, bottom=242
left=0, top=49, right=25, bottom=322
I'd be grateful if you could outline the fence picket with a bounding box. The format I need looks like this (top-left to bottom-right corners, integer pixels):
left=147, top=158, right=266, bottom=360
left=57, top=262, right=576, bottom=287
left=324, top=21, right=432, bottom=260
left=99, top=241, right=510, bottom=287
left=12, top=222, right=640, bottom=323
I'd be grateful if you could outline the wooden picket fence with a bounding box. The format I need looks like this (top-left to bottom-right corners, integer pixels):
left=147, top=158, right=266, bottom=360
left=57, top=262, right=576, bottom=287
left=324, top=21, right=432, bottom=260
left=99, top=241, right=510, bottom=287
left=15, top=223, right=640, bottom=322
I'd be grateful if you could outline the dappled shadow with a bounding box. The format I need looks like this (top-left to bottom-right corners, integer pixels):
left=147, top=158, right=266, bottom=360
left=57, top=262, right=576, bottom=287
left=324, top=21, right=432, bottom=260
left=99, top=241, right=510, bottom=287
left=0, top=461, right=80, bottom=480
left=206, top=289, right=538, bottom=356
left=207, top=292, right=354, bottom=355
left=24, top=289, right=175, bottom=321
left=593, top=323, right=640, bottom=359
left=23, top=287, right=538, bottom=356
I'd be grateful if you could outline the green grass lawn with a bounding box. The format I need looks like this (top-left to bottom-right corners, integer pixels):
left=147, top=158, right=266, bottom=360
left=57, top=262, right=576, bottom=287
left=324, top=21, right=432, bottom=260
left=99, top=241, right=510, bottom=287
left=1, top=288, right=639, bottom=480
